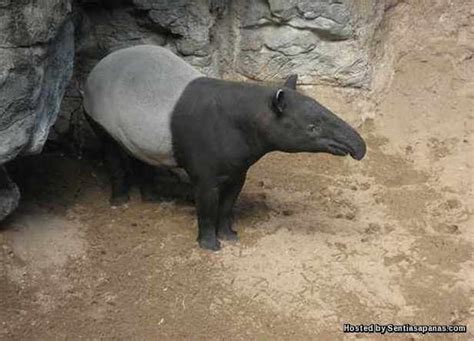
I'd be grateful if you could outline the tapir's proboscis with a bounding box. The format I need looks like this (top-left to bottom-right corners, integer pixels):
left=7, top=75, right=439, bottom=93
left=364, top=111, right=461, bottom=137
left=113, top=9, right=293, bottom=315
left=83, top=45, right=366, bottom=250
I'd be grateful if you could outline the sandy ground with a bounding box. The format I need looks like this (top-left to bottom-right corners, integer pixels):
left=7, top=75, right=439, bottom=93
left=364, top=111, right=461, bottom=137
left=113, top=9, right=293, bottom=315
left=1, top=1, right=473, bottom=340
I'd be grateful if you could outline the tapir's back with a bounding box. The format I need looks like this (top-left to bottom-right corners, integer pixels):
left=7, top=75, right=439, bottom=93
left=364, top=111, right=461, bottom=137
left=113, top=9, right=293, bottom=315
left=84, top=45, right=202, bottom=166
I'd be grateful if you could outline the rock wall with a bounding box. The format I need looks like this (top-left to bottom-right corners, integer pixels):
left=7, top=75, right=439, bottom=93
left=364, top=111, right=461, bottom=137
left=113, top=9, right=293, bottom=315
left=231, top=0, right=384, bottom=86
left=0, top=0, right=386, bottom=220
left=70, top=0, right=384, bottom=84
left=0, top=0, right=74, bottom=164
left=0, top=0, right=75, bottom=219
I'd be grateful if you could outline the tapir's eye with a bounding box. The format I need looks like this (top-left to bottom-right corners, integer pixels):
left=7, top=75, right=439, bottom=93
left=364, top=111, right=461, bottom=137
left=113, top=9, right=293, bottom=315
left=307, top=123, right=321, bottom=135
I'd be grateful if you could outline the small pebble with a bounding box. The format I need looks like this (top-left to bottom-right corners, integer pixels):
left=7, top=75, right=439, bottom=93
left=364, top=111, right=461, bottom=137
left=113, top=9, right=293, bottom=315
left=345, top=212, right=356, bottom=220
left=365, top=223, right=381, bottom=234
left=446, top=199, right=460, bottom=210
left=446, top=224, right=459, bottom=234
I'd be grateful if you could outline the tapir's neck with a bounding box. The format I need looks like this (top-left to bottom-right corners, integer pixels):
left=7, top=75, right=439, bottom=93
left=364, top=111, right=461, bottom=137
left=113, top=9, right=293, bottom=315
left=204, top=78, right=277, bottom=164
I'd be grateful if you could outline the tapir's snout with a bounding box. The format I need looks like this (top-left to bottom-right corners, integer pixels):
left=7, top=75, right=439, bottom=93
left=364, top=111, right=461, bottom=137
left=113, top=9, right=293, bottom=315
left=348, top=130, right=366, bottom=160
left=325, top=115, right=367, bottom=161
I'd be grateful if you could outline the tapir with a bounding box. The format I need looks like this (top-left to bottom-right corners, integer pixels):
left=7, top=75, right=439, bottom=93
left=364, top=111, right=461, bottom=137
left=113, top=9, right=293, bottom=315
left=83, top=45, right=366, bottom=250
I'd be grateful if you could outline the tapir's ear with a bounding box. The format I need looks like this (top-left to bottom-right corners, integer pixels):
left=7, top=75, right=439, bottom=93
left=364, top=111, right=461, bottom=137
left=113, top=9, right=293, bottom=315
left=284, top=74, right=298, bottom=90
left=272, top=89, right=285, bottom=115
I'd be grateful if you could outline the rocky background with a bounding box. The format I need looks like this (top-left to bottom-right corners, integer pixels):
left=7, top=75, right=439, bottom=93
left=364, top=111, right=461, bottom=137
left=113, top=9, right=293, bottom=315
left=0, top=0, right=389, bottom=220
left=0, top=0, right=74, bottom=220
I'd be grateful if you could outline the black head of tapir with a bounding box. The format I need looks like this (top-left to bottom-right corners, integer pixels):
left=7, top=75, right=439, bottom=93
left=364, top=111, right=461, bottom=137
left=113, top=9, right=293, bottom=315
left=265, top=75, right=366, bottom=160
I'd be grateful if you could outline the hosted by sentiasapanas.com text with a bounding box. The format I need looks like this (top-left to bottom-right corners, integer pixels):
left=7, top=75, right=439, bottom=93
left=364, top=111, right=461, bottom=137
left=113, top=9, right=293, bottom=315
left=343, top=323, right=467, bottom=335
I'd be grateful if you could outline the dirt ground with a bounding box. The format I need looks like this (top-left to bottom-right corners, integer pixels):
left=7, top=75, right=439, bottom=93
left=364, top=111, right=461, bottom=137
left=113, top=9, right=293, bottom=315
left=1, top=1, right=473, bottom=340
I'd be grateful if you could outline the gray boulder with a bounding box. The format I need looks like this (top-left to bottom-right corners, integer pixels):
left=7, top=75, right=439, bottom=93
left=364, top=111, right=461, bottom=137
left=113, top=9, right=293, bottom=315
left=0, top=0, right=74, bottom=220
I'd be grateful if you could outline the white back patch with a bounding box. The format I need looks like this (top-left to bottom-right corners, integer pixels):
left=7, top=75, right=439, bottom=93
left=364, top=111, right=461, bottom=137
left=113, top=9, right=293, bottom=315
left=84, top=45, right=202, bottom=166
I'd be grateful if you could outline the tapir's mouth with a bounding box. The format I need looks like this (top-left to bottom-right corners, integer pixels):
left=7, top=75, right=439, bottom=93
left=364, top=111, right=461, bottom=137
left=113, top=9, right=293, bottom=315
left=327, top=141, right=365, bottom=160
left=327, top=142, right=351, bottom=157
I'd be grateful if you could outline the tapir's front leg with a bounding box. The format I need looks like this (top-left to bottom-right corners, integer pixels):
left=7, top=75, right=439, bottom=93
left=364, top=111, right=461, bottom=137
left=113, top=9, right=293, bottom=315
left=217, top=173, right=246, bottom=241
left=195, top=180, right=221, bottom=250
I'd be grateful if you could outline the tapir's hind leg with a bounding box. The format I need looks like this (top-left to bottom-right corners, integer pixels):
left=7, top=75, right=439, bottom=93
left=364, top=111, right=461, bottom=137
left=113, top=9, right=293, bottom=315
left=85, top=113, right=131, bottom=206
left=132, top=160, right=194, bottom=203
left=104, top=143, right=132, bottom=206
left=132, top=160, right=161, bottom=202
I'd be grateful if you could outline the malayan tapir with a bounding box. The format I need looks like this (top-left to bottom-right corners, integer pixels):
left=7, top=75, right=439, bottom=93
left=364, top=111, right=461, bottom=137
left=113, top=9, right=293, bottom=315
left=83, top=45, right=366, bottom=251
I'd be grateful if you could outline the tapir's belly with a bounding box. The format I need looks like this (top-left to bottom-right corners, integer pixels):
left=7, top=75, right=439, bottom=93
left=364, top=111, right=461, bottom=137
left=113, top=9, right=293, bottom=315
left=83, top=45, right=202, bottom=167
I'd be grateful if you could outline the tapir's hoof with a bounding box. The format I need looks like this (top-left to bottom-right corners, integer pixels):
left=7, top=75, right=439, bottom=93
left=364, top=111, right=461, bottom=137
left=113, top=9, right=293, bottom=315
left=109, top=194, right=130, bottom=206
left=198, top=237, right=221, bottom=251
left=217, top=228, right=239, bottom=242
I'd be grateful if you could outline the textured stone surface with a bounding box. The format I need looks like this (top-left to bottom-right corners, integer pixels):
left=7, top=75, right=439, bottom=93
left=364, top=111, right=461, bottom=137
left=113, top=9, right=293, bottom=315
left=70, top=0, right=383, bottom=87
left=70, top=0, right=384, bottom=86
left=0, top=0, right=74, bottom=220
left=0, top=0, right=74, bottom=164
left=135, top=0, right=211, bottom=56
left=233, top=0, right=383, bottom=86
